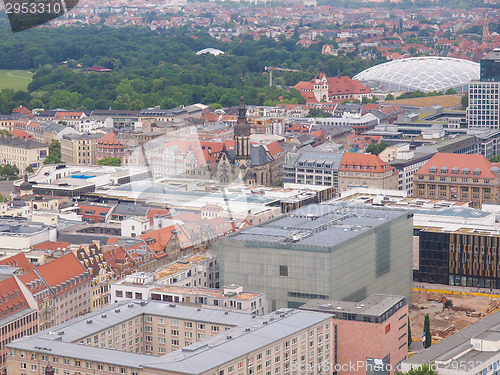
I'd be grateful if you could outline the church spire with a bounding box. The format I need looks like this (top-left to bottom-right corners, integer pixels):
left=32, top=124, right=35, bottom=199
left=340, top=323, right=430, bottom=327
left=234, top=77, right=251, bottom=160
left=238, top=77, right=246, bottom=122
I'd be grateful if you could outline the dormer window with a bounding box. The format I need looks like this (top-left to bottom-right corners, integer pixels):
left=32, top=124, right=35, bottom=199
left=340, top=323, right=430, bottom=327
left=440, top=167, right=448, bottom=174
left=451, top=167, right=459, bottom=175
left=462, top=168, right=470, bottom=175
left=429, top=166, right=437, bottom=174
left=473, top=168, right=481, bottom=176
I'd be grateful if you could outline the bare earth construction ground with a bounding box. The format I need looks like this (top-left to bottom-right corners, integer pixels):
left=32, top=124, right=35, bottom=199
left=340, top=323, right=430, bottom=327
left=411, top=288, right=500, bottom=348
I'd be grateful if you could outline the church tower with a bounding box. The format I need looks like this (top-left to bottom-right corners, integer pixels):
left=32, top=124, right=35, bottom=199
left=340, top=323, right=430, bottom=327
left=234, top=78, right=251, bottom=162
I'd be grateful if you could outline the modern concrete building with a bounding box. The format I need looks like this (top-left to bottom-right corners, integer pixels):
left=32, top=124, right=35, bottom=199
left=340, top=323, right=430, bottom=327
left=0, top=221, right=57, bottom=251
left=301, top=294, right=408, bottom=375
left=283, top=145, right=343, bottom=192
left=214, top=203, right=413, bottom=310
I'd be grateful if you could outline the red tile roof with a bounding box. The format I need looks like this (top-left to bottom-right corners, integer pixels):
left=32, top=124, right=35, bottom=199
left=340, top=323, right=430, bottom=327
left=18, top=271, right=49, bottom=302
left=0, top=277, right=30, bottom=320
left=98, top=131, right=123, bottom=148
left=416, top=153, right=500, bottom=178
left=31, top=241, right=70, bottom=252
left=34, top=253, right=88, bottom=296
left=0, top=252, right=34, bottom=273
left=139, top=225, right=192, bottom=257
left=10, top=129, right=33, bottom=139
left=340, top=153, right=395, bottom=173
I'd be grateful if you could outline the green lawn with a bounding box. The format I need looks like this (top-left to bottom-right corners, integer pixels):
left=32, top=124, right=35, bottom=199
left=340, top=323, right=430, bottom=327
left=0, top=70, right=33, bottom=91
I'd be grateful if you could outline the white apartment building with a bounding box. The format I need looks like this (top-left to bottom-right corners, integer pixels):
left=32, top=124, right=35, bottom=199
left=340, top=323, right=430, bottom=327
left=111, top=272, right=268, bottom=315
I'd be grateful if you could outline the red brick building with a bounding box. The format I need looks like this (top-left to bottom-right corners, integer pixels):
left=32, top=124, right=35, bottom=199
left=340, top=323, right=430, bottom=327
left=301, top=294, right=408, bottom=375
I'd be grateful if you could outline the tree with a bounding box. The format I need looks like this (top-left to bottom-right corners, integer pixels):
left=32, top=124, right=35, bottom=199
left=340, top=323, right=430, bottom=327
left=396, top=364, right=437, bottom=375
left=0, top=164, right=19, bottom=178
left=307, top=108, right=333, bottom=118
left=408, top=317, right=412, bottom=348
left=423, top=313, right=431, bottom=349
left=461, top=93, right=468, bottom=110
left=0, top=129, right=10, bottom=137
left=44, top=139, right=62, bottom=165
left=26, top=165, right=34, bottom=173
left=97, top=157, right=122, bottom=166
left=491, top=155, right=500, bottom=163
left=385, top=93, right=395, bottom=101
left=366, top=142, right=388, bottom=155
left=445, top=88, right=457, bottom=95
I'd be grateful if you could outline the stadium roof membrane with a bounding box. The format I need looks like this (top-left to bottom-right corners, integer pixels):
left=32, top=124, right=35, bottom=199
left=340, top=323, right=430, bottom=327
left=354, top=57, right=479, bottom=93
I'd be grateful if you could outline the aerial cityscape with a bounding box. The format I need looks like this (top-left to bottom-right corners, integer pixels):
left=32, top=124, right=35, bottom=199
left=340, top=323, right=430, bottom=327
left=0, top=0, right=499, bottom=374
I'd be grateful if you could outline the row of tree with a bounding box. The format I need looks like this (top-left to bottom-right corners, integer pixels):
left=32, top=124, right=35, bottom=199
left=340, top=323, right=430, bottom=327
left=0, top=26, right=385, bottom=112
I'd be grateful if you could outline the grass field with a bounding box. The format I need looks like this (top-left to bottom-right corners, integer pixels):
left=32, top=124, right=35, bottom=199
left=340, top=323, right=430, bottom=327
left=0, top=70, right=33, bottom=91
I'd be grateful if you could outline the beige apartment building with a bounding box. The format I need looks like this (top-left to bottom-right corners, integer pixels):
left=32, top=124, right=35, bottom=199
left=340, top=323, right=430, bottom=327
left=414, top=152, right=500, bottom=208
left=338, top=152, right=399, bottom=192
left=6, top=301, right=333, bottom=375
left=60, top=134, right=101, bottom=165
left=0, top=136, right=48, bottom=170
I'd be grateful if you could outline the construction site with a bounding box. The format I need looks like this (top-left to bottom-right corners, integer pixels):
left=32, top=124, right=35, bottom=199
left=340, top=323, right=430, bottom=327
left=410, top=287, right=500, bottom=345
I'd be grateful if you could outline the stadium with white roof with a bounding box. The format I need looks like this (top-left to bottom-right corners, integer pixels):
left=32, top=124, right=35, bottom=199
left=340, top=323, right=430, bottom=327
left=354, top=56, right=480, bottom=94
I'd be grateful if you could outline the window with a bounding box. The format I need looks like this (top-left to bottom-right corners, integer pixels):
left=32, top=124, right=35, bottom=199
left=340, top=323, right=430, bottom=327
left=98, top=365, right=104, bottom=371
left=198, top=323, right=205, bottom=330
left=109, top=367, right=114, bottom=373
left=185, top=322, right=192, bottom=328
left=172, top=340, right=179, bottom=346
left=171, top=330, right=179, bottom=336
left=75, top=361, right=81, bottom=367
left=211, top=326, right=220, bottom=332
left=279, top=265, right=288, bottom=277
left=171, top=320, right=178, bottom=326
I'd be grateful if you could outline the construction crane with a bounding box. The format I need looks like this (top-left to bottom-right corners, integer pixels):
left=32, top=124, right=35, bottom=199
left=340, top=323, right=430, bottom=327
left=264, top=66, right=300, bottom=87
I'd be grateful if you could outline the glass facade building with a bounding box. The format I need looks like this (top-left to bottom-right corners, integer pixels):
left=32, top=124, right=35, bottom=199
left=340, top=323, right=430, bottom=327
left=414, top=228, right=500, bottom=289
left=467, top=48, right=500, bottom=130
left=214, top=204, right=414, bottom=311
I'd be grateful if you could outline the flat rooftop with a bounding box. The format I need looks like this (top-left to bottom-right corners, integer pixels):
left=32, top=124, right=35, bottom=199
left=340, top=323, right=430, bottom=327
left=151, top=285, right=262, bottom=301
left=154, top=255, right=210, bottom=280
left=7, top=303, right=330, bottom=375
left=142, top=309, right=330, bottom=374
left=30, top=300, right=255, bottom=344
left=232, top=203, right=409, bottom=251
left=300, top=294, right=405, bottom=318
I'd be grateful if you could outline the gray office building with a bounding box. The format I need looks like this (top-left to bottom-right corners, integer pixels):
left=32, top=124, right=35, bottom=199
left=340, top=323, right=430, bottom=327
left=214, top=203, right=413, bottom=311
